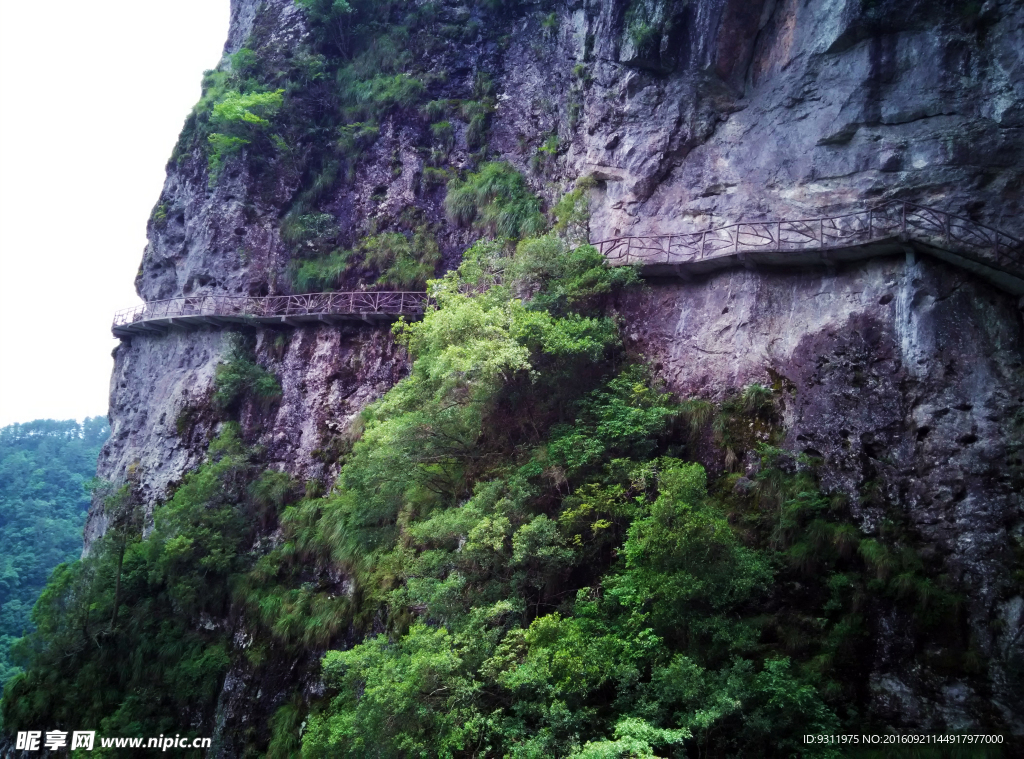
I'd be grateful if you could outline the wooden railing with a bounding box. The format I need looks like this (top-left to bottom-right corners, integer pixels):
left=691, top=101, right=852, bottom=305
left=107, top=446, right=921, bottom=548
left=593, top=200, right=1024, bottom=276
left=112, top=291, right=429, bottom=335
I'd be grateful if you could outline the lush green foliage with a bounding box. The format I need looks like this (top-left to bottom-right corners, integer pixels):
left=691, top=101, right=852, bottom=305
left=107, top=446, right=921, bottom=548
left=177, top=0, right=444, bottom=186
left=206, top=89, right=286, bottom=180
left=507, top=236, right=638, bottom=317
left=359, top=227, right=442, bottom=288
left=289, top=221, right=442, bottom=291
left=0, top=426, right=294, bottom=741
left=0, top=418, right=108, bottom=689
left=179, top=72, right=288, bottom=183
left=213, top=334, right=283, bottom=414
left=249, top=227, right=898, bottom=756
left=292, top=250, right=355, bottom=292
left=275, top=235, right=967, bottom=755
left=4, top=214, right=987, bottom=754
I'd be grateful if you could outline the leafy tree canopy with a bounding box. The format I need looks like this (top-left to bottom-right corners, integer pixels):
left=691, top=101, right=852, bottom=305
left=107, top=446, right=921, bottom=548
left=0, top=418, right=108, bottom=690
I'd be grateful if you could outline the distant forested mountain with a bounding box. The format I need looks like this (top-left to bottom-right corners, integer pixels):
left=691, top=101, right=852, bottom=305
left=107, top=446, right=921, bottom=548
left=0, top=418, right=109, bottom=686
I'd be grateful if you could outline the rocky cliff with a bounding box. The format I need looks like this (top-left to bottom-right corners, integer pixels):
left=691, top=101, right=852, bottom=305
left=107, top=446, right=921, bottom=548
left=62, top=0, right=1024, bottom=752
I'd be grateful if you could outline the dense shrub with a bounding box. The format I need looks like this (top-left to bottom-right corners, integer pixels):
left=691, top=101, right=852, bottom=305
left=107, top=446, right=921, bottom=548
left=289, top=222, right=441, bottom=292
left=206, top=89, right=285, bottom=182
left=213, top=335, right=283, bottom=413
left=4, top=199, right=980, bottom=753
left=292, top=250, right=354, bottom=292
left=359, top=226, right=441, bottom=288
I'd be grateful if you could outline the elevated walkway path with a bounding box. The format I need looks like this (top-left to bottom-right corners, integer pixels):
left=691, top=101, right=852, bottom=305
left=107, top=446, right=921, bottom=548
left=112, top=291, right=429, bottom=338
left=112, top=201, right=1024, bottom=338
left=594, top=200, right=1024, bottom=296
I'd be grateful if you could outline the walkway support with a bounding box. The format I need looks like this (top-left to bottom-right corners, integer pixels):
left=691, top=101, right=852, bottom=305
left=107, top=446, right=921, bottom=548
left=593, top=200, right=1024, bottom=295
left=112, top=291, right=429, bottom=338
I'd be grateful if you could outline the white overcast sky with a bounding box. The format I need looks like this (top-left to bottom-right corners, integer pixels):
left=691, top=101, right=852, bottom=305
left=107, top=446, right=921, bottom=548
left=0, top=0, right=230, bottom=427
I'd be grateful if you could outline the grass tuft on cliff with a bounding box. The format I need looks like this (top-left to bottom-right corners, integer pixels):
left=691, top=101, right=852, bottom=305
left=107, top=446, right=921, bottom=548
left=445, top=161, right=546, bottom=239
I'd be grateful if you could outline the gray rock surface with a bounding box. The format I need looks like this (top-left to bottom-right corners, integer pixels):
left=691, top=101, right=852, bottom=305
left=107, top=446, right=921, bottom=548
left=566, top=0, right=1024, bottom=242
left=87, top=323, right=406, bottom=549
left=619, top=253, right=1024, bottom=729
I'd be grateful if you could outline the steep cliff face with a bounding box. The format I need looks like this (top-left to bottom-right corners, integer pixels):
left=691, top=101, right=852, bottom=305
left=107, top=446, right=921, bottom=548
left=94, top=0, right=1024, bottom=540
left=622, top=255, right=1024, bottom=731
left=75, top=0, right=1024, bottom=752
left=497, top=0, right=1024, bottom=240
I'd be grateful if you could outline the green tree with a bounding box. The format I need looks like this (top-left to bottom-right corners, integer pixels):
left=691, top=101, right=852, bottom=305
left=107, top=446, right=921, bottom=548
left=0, top=418, right=109, bottom=689
left=1, top=426, right=293, bottom=740
left=207, top=89, right=285, bottom=181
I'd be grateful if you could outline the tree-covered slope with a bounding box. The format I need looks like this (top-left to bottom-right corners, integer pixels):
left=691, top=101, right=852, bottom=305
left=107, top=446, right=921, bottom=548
left=0, top=418, right=109, bottom=686
left=3, top=184, right=1005, bottom=753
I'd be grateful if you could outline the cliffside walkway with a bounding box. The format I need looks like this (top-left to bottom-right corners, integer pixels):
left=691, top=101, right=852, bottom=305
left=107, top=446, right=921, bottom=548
left=112, top=201, right=1024, bottom=338
left=594, top=200, right=1024, bottom=295
left=112, top=291, right=429, bottom=338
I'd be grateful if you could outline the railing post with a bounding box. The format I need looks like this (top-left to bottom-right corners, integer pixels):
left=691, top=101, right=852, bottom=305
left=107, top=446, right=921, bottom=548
left=776, top=221, right=781, bottom=251
left=820, top=218, right=825, bottom=248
